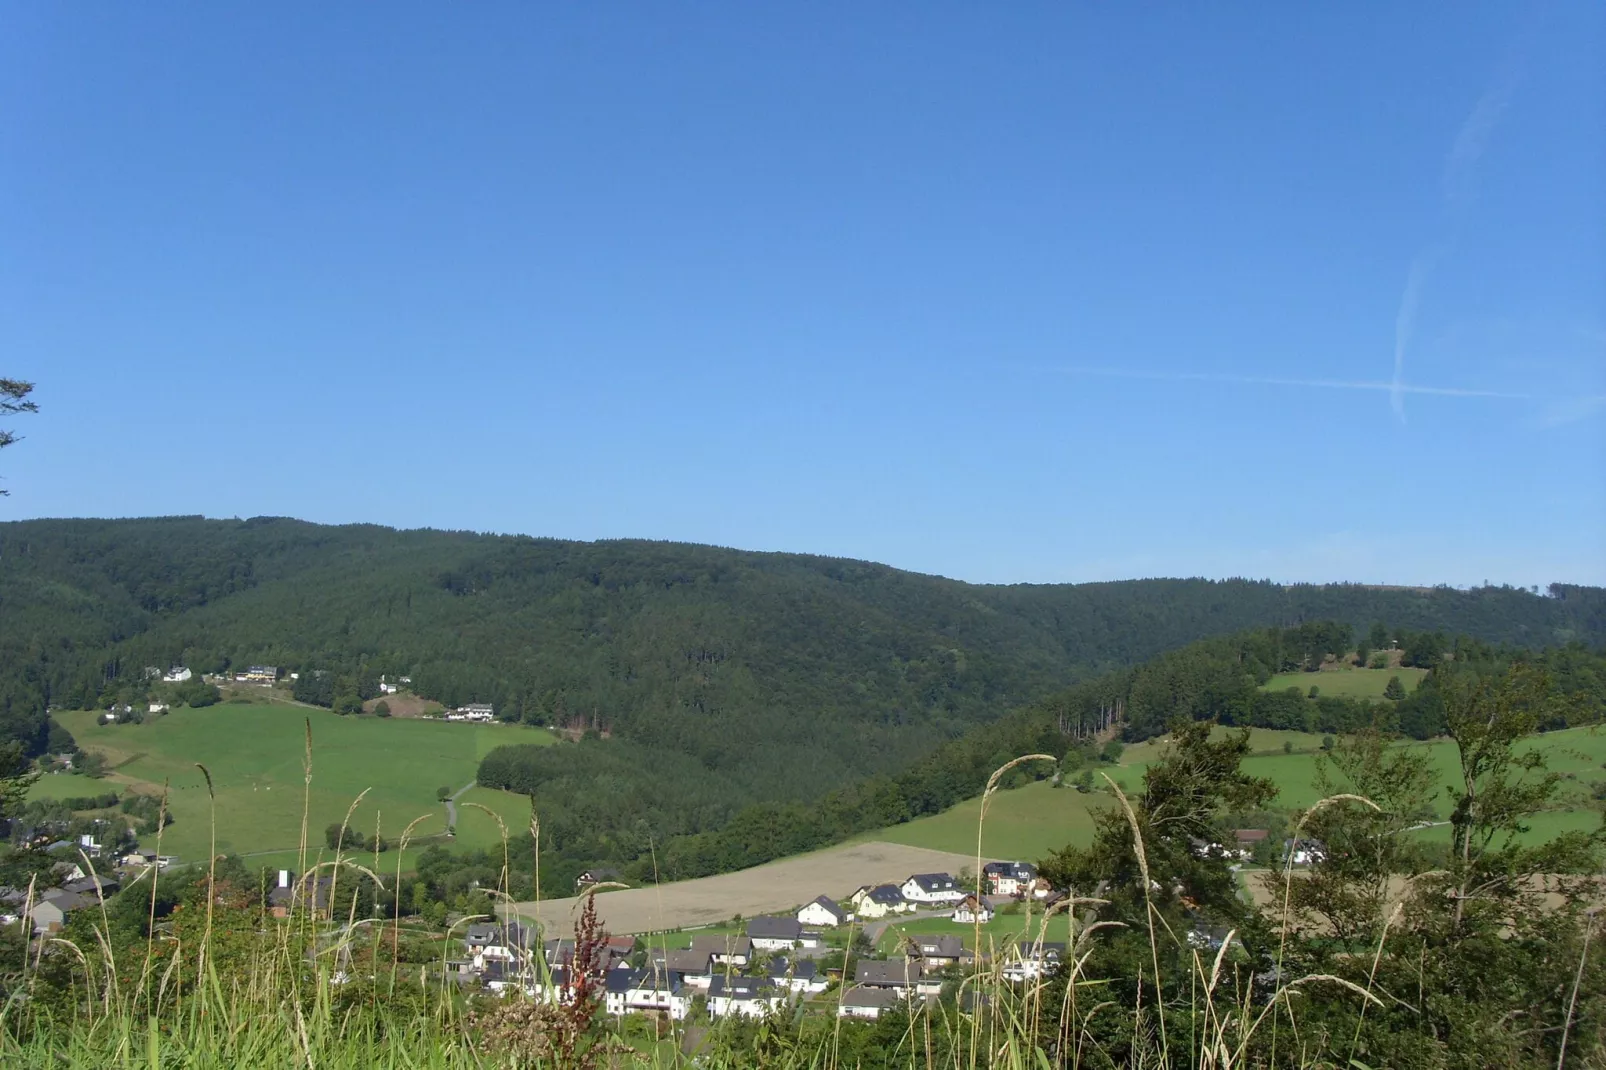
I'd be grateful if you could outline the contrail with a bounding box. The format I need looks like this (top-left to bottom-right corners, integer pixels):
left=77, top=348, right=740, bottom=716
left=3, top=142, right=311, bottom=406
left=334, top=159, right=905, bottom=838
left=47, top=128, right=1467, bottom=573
left=1392, top=252, right=1436, bottom=421
left=1391, top=30, right=1531, bottom=424
left=1057, top=365, right=1529, bottom=400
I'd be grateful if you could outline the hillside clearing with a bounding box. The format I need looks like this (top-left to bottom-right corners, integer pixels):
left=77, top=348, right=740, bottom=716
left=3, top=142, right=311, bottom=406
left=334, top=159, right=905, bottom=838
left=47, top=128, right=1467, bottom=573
left=1261, top=665, right=1428, bottom=699
left=42, top=702, right=557, bottom=865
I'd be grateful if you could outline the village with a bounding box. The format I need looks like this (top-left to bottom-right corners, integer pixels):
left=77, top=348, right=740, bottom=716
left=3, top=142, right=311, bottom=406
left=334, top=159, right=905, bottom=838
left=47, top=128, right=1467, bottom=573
left=437, top=860, right=1062, bottom=1023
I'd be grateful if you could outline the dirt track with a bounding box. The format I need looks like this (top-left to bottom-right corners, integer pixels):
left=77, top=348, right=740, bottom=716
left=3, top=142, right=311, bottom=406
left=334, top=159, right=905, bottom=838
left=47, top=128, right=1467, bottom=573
left=504, top=841, right=987, bottom=936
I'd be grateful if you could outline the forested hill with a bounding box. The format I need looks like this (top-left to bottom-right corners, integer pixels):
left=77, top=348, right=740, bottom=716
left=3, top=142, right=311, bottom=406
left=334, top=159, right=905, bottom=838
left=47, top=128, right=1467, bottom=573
left=2, top=516, right=1602, bottom=794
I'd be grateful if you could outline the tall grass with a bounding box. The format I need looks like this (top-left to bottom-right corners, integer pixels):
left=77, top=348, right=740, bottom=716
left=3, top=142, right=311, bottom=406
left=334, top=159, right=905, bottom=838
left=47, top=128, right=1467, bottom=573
left=0, top=742, right=1582, bottom=1068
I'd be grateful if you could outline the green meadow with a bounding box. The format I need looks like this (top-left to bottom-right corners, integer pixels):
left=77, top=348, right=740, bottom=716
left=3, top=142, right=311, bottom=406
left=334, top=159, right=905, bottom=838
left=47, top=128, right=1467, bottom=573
left=871, top=906, right=1078, bottom=955
left=1260, top=664, right=1429, bottom=699
left=862, top=724, right=1605, bottom=865
left=41, top=701, right=555, bottom=870
left=859, top=779, right=1105, bottom=861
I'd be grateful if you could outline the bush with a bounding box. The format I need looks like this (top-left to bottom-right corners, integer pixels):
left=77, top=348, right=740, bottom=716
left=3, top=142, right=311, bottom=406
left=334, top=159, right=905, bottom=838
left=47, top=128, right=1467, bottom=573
left=436, top=786, right=452, bottom=801
left=1099, top=740, right=1124, bottom=764
left=373, top=700, right=391, bottom=717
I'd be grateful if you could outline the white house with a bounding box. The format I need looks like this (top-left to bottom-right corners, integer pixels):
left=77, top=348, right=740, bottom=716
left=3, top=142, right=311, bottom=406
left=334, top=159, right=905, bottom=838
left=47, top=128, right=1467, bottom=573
left=707, top=976, right=788, bottom=1019
left=607, top=966, right=691, bottom=1019
left=449, top=704, right=495, bottom=723
left=838, top=986, right=901, bottom=1020
left=913, top=935, right=968, bottom=967
left=148, top=703, right=169, bottom=715
left=1002, top=941, right=1066, bottom=982
left=952, top=894, right=993, bottom=924
left=767, top=957, right=829, bottom=996
left=901, top=873, right=965, bottom=905
left=797, top=894, right=849, bottom=928
left=465, top=921, right=537, bottom=970
left=747, top=915, right=803, bottom=951
left=162, top=667, right=192, bottom=683
left=1284, top=839, right=1326, bottom=866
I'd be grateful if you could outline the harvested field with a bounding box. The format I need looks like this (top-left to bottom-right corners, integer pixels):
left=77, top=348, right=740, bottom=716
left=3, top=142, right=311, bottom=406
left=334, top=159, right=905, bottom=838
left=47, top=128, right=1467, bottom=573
left=505, top=841, right=985, bottom=936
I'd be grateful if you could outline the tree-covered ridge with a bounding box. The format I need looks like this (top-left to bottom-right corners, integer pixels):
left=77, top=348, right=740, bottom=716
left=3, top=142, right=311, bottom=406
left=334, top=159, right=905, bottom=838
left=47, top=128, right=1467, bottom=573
left=479, top=623, right=1606, bottom=890
left=2, top=515, right=1602, bottom=797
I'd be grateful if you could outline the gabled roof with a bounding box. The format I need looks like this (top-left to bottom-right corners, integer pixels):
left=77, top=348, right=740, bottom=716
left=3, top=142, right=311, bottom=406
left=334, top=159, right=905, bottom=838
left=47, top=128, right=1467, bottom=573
left=915, top=935, right=965, bottom=959
left=866, top=884, right=906, bottom=904
left=1015, top=941, right=1067, bottom=962
left=605, top=968, right=634, bottom=994
left=747, top=915, right=802, bottom=940
left=767, top=957, right=818, bottom=981
left=708, top=975, right=774, bottom=1000
left=690, top=933, right=752, bottom=957
left=840, top=985, right=901, bottom=1009
left=854, top=958, right=919, bottom=987
left=652, top=949, right=714, bottom=974
left=804, top=894, right=846, bottom=919
left=982, top=861, right=1037, bottom=880
left=906, top=873, right=958, bottom=892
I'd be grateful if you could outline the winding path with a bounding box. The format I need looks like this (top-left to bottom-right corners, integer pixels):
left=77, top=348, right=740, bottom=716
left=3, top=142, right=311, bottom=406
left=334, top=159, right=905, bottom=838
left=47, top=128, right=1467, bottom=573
left=442, top=780, right=476, bottom=830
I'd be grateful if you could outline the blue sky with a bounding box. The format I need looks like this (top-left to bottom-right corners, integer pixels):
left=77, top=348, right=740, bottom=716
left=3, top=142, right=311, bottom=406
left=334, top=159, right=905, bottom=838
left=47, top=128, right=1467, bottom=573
left=2, top=3, right=1602, bottom=586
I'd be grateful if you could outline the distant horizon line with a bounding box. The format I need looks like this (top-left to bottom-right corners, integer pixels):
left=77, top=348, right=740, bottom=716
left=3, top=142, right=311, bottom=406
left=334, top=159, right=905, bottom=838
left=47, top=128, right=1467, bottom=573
left=0, top=511, right=1592, bottom=595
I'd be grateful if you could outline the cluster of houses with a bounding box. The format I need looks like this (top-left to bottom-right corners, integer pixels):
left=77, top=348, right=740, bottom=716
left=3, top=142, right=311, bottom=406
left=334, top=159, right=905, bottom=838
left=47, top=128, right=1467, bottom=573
left=446, top=862, right=1061, bottom=1022
left=0, top=856, right=127, bottom=934
left=442, top=703, right=495, bottom=723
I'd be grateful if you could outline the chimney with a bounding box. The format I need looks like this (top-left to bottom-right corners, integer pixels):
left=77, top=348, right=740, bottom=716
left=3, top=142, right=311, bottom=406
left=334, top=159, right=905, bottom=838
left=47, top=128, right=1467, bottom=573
left=278, top=870, right=290, bottom=889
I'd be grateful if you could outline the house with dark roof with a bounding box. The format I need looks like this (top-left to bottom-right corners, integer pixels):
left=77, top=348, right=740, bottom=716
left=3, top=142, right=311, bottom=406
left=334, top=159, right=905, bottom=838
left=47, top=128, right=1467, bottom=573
left=854, top=958, right=920, bottom=990
left=797, top=894, right=849, bottom=927
left=913, top=934, right=968, bottom=966
left=850, top=884, right=911, bottom=919
left=838, top=985, right=901, bottom=1019
left=767, top=956, right=828, bottom=995
left=466, top=921, right=537, bottom=969
left=690, top=933, right=752, bottom=966
left=266, top=869, right=333, bottom=919
left=747, top=915, right=803, bottom=951
left=901, top=872, right=965, bottom=905
left=982, top=861, right=1038, bottom=897
left=707, top=975, right=788, bottom=1019
left=29, top=889, right=90, bottom=934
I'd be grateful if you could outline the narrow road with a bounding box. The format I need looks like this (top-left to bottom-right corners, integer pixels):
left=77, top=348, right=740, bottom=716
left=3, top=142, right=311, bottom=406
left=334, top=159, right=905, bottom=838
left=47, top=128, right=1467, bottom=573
left=442, top=781, right=476, bottom=830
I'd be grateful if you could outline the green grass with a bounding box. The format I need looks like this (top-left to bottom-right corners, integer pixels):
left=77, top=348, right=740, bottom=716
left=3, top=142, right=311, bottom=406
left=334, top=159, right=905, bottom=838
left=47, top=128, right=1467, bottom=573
left=865, top=725, right=1606, bottom=864
left=44, top=703, right=556, bottom=868
left=872, top=907, right=1076, bottom=955
left=1261, top=665, right=1428, bottom=699
left=856, top=779, right=1105, bottom=861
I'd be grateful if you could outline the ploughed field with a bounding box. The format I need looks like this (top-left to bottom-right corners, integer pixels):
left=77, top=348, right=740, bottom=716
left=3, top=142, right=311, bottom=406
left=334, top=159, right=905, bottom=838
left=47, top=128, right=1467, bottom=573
left=506, top=841, right=982, bottom=936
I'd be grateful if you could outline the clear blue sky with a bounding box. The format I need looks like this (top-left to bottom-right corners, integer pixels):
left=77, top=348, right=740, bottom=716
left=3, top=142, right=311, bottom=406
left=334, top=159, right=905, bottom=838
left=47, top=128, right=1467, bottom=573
left=3, top=3, right=1602, bottom=586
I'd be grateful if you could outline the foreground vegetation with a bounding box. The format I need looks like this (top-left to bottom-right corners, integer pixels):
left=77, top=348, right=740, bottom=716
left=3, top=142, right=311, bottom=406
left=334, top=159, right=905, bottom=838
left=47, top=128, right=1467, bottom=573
left=2, top=658, right=1602, bottom=1068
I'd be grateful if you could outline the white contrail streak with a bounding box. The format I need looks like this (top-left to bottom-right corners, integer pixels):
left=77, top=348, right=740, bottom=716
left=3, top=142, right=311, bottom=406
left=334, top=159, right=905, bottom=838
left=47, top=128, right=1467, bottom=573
left=1057, top=365, right=1530, bottom=400
left=1391, top=31, right=1530, bottom=424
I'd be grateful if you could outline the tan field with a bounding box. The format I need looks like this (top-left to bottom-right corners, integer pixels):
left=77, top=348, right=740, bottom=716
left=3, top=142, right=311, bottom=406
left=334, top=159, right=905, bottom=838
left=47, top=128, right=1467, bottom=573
left=505, top=841, right=987, bottom=936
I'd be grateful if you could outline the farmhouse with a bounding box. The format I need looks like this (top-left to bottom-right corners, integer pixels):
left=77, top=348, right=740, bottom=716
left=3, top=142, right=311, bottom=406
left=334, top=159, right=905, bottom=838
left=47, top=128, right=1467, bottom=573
left=614, top=966, right=692, bottom=1019
left=982, top=861, right=1037, bottom=897
left=797, top=894, right=848, bottom=927
left=448, top=703, right=495, bottom=722
left=901, top=872, right=964, bottom=905
left=237, top=665, right=278, bottom=684
left=162, top=667, right=192, bottom=683
left=747, top=915, right=803, bottom=950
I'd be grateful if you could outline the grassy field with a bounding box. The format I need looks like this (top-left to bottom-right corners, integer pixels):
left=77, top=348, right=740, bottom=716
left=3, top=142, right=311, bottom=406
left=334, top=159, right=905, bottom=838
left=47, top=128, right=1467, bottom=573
left=871, top=907, right=1076, bottom=955
left=856, top=779, right=1105, bottom=861
left=41, top=701, right=555, bottom=870
left=857, top=724, right=1606, bottom=867
left=1261, top=664, right=1428, bottom=699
